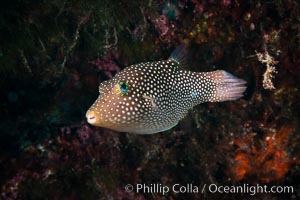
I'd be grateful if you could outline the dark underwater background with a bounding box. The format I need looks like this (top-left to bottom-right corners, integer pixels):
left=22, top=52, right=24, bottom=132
left=0, top=0, right=299, bottom=199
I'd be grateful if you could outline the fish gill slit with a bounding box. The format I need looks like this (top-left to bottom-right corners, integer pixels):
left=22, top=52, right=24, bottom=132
left=142, top=94, right=156, bottom=108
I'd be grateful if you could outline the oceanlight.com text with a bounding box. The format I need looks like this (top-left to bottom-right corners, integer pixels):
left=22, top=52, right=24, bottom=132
left=124, top=183, right=294, bottom=196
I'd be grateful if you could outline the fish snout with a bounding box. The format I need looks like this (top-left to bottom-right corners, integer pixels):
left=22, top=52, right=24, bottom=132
left=86, top=110, right=97, bottom=124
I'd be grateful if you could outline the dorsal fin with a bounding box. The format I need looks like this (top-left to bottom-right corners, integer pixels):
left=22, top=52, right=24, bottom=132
left=169, top=45, right=189, bottom=67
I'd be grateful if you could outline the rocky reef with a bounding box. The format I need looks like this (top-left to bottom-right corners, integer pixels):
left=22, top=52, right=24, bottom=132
left=0, top=0, right=299, bottom=199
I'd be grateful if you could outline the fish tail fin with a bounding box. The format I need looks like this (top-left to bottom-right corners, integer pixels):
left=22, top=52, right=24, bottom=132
left=209, top=70, right=246, bottom=102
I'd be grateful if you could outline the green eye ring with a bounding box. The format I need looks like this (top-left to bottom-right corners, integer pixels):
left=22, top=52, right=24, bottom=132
left=119, top=81, right=130, bottom=95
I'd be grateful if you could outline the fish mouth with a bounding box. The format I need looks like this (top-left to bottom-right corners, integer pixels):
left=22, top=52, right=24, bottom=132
left=86, top=111, right=97, bottom=124
left=87, top=116, right=96, bottom=124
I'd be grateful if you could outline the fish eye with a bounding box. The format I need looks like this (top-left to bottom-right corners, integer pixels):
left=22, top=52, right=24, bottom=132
left=120, top=81, right=129, bottom=92
left=116, top=81, right=130, bottom=96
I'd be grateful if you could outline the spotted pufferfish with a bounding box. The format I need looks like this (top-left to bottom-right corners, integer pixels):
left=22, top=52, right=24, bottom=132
left=86, top=46, right=246, bottom=134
